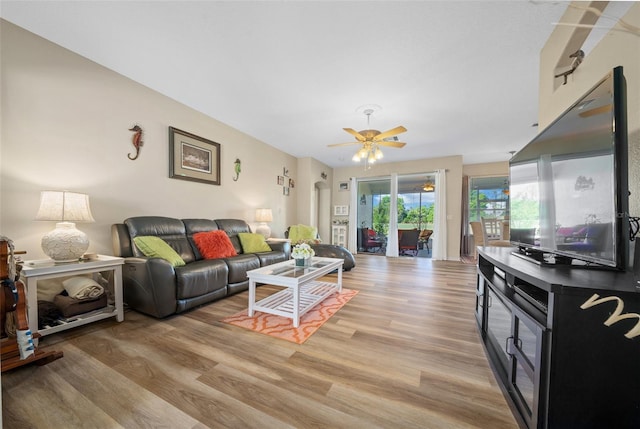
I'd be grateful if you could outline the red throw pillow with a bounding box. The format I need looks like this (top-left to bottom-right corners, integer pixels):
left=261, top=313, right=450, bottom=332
left=193, top=230, right=238, bottom=259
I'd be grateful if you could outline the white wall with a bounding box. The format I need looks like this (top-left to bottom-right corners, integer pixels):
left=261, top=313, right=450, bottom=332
left=540, top=2, right=640, bottom=216
left=0, top=20, right=299, bottom=258
left=295, top=157, right=332, bottom=240
left=463, top=161, right=508, bottom=178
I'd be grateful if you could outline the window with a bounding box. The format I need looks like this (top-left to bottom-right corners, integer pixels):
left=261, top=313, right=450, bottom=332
left=469, top=176, right=509, bottom=222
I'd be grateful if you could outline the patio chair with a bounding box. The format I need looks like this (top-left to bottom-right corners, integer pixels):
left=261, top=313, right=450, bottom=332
left=398, top=229, right=420, bottom=256
left=361, top=228, right=384, bottom=253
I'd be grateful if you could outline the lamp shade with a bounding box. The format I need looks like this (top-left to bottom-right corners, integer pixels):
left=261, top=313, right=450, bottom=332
left=35, top=191, right=95, bottom=222
left=35, top=191, right=95, bottom=262
left=255, top=208, right=273, bottom=223
left=255, top=208, right=273, bottom=238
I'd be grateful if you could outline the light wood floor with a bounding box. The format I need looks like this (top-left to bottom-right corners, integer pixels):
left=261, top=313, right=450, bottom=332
left=2, top=255, right=517, bottom=429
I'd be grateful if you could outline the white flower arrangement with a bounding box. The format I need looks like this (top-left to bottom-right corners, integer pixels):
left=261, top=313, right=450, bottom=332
left=291, top=242, right=315, bottom=259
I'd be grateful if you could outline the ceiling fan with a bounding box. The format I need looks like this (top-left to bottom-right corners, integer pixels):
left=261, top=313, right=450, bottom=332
left=328, top=109, right=407, bottom=166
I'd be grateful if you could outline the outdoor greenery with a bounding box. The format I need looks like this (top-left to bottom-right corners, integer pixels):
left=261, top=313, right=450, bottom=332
left=372, top=196, right=434, bottom=235
left=469, top=189, right=508, bottom=221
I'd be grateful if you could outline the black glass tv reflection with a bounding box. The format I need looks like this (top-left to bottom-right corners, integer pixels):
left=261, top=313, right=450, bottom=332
left=509, top=66, right=628, bottom=269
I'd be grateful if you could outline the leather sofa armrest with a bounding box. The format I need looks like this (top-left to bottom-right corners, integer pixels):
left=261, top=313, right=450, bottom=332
left=112, top=223, right=133, bottom=257
left=267, top=241, right=291, bottom=258
left=310, top=243, right=355, bottom=271
left=121, top=256, right=178, bottom=318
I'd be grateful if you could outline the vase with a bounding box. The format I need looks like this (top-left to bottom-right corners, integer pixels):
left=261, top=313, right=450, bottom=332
left=295, top=257, right=309, bottom=267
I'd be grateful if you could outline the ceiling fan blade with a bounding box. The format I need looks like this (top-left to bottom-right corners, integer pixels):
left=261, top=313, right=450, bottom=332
left=327, top=142, right=362, bottom=148
left=377, top=141, right=407, bottom=148
left=372, top=126, right=407, bottom=141
left=343, top=128, right=366, bottom=141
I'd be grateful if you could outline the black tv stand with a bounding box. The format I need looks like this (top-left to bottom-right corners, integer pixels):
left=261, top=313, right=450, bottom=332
left=476, top=247, right=640, bottom=428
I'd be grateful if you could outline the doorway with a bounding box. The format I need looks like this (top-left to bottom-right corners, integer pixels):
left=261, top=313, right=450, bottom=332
left=465, top=176, right=509, bottom=258
left=356, top=173, right=436, bottom=257
left=357, top=178, right=390, bottom=254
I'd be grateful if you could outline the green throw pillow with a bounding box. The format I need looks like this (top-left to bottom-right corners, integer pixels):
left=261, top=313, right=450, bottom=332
left=133, top=236, right=186, bottom=267
left=238, top=232, right=272, bottom=253
left=289, top=224, right=318, bottom=244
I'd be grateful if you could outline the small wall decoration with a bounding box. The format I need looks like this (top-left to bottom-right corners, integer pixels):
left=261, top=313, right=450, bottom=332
left=277, top=176, right=285, bottom=185
left=233, top=158, right=241, bottom=181
left=334, top=205, right=349, bottom=216
left=339, top=181, right=350, bottom=191
left=321, top=171, right=327, bottom=180
left=283, top=187, right=290, bottom=196
left=283, top=167, right=289, bottom=177
left=289, top=179, right=295, bottom=188
left=169, top=126, right=221, bottom=185
left=128, top=124, right=144, bottom=160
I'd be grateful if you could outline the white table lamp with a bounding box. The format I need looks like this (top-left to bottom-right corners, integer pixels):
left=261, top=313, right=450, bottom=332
left=255, top=208, right=273, bottom=239
left=35, top=191, right=95, bottom=262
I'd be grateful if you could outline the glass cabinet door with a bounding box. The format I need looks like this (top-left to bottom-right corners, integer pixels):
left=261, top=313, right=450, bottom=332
left=510, top=307, right=546, bottom=429
left=476, top=274, right=486, bottom=329
left=485, top=287, right=512, bottom=373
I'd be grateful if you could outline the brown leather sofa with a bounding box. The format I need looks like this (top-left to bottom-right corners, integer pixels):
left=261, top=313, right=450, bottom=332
left=111, top=216, right=290, bottom=318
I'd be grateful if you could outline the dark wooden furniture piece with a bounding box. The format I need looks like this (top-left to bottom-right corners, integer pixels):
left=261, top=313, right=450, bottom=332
left=476, top=246, right=640, bottom=429
left=1, top=240, right=63, bottom=372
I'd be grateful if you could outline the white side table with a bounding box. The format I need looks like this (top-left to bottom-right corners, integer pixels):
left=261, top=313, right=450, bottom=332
left=20, top=255, right=124, bottom=341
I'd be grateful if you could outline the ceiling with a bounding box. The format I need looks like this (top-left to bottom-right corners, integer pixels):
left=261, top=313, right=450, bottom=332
left=0, top=1, right=629, bottom=169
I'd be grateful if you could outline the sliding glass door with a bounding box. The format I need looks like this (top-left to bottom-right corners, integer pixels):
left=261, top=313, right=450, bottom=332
left=356, top=173, right=436, bottom=257
left=397, top=174, right=436, bottom=257
left=356, top=179, right=390, bottom=253
left=397, top=174, right=435, bottom=231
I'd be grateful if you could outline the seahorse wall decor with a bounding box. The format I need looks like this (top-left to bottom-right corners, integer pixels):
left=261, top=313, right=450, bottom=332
left=233, top=158, right=241, bottom=181
left=128, top=125, right=144, bottom=160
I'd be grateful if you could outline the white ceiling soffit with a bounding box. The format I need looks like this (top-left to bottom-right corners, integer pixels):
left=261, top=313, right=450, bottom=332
left=3, top=1, right=610, bottom=168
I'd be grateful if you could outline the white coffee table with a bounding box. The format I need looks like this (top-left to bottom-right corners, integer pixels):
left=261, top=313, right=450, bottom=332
left=247, top=257, right=343, bottom=327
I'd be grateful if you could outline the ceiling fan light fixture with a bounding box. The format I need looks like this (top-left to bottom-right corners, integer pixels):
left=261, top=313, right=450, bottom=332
left=332, top=108, right=407, bottom=170
left=423, top=182, right=435, bottom=192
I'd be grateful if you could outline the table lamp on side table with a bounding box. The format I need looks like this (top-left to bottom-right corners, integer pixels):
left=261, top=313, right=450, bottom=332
left=255, top=208, right=273, bottom=239
left=35, top=190, right=95, bottom=262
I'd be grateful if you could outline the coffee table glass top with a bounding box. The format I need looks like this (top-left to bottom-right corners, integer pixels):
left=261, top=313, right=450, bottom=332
left=249, top=257, right=341, bottom=279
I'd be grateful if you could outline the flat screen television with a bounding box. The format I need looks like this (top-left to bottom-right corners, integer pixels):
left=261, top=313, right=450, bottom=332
left=509, top=66, right=628, bottom=269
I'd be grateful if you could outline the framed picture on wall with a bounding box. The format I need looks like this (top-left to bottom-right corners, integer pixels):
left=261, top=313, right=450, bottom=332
left=169, top=127, right=221, bottom=185
left=277, top=176, right=285, bottom=185
left=339, top=181, right=350, bottom=191
left=334, top=205, right=349, bottom=216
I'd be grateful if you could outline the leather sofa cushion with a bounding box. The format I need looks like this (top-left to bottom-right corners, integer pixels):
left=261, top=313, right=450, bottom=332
left=175, top=259, right=228, bottom=300
left=224, top=253, right=260, bottom=284
left=125, top=216, right=196, bottom=264
left=255, top=251, right=288, bottom=267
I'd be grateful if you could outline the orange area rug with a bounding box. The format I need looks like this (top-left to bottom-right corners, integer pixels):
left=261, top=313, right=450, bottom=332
left=221, top=288, right=358, bottom=344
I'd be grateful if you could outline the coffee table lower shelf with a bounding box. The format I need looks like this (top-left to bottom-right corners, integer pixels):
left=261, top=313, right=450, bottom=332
left=253, top=281, right=339, bottom=326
